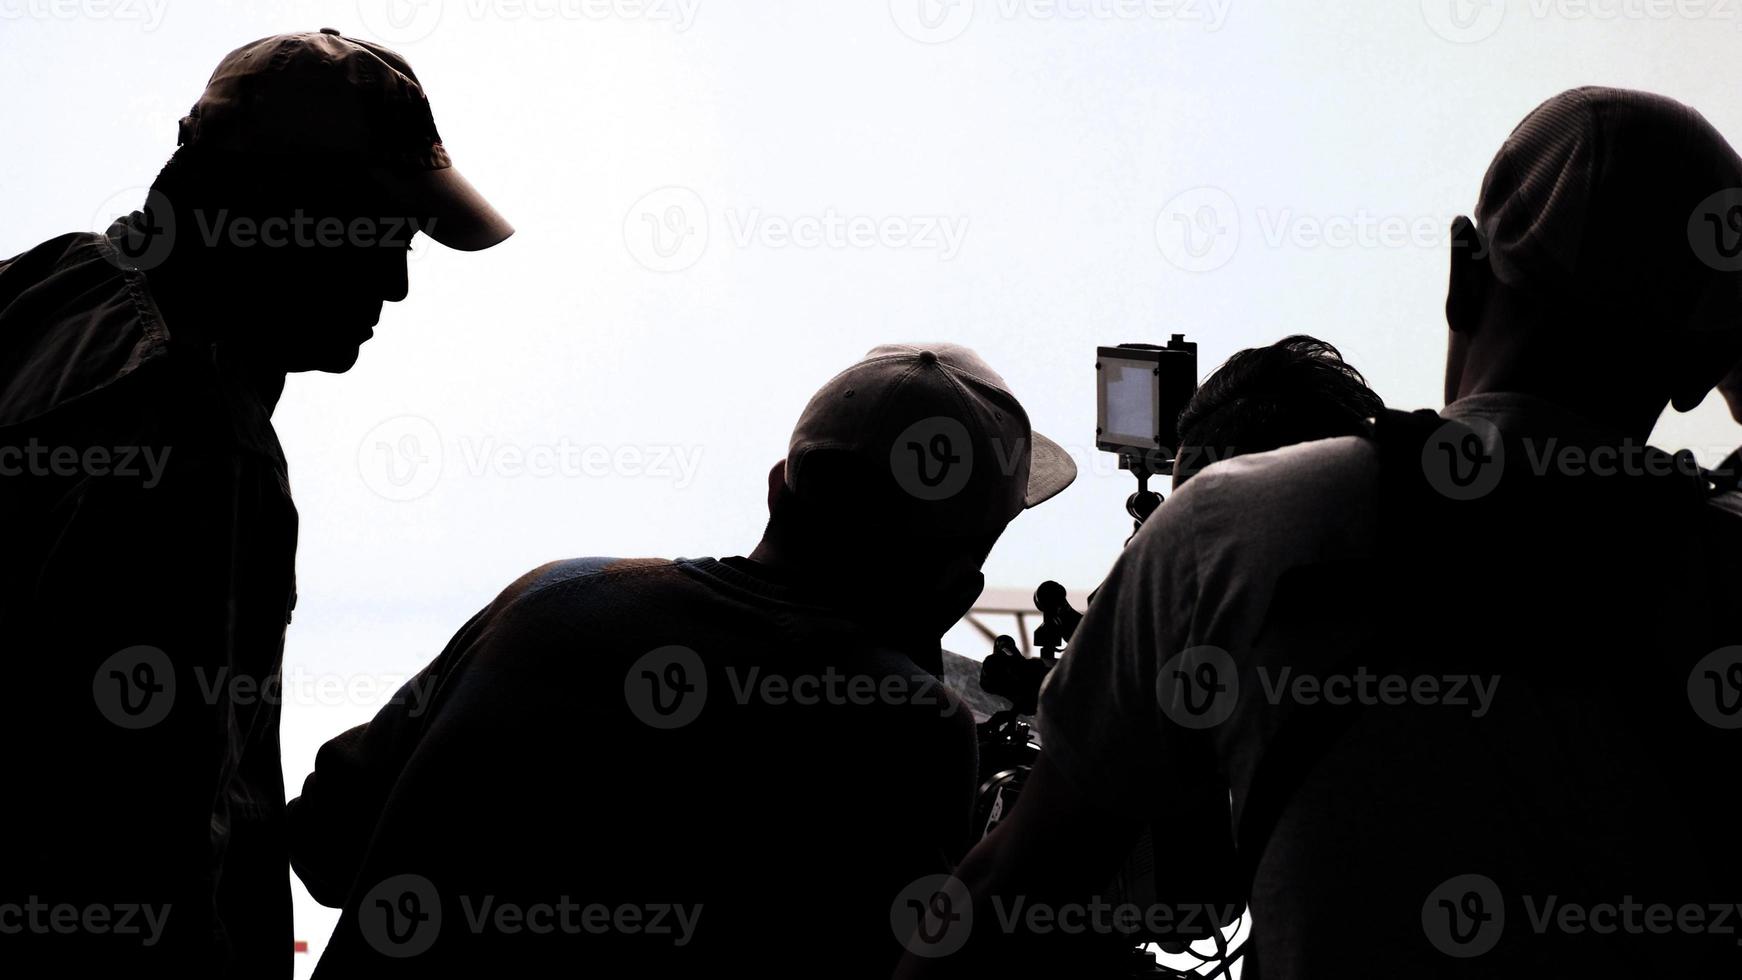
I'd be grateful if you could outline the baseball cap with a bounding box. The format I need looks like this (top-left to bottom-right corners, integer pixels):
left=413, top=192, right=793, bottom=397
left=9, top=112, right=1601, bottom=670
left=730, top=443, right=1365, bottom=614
left=1471, top=87, right=1742, bottom=322
left=786, top=344, right=1077, bottom=534
left=175, top=28, right=512, bottom=251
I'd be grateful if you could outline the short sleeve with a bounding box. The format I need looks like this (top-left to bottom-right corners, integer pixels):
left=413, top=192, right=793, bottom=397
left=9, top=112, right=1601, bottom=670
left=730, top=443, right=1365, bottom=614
left=1036, top=482, right=1210, bottom=817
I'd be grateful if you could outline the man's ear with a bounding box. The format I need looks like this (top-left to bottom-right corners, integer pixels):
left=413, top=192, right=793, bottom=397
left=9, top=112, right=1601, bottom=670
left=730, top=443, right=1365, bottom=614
left=766, top=459, right=787, bottom=515
left=1445, top=216, right=1491, bottom=336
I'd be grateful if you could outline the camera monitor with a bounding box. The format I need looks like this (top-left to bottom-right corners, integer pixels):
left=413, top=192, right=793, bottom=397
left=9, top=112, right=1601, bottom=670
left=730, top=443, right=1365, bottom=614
left=1096, top=335, right=1199, bottom=470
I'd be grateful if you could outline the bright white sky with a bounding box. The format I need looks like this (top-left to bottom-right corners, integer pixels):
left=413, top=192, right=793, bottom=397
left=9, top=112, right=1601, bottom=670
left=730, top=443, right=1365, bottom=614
left=6, top=0, right=1742, bottom=971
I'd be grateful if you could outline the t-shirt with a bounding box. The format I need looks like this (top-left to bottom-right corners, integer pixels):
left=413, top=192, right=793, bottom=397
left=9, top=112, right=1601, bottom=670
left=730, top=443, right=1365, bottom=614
left=1039, top=392, right=1742, bottom=978
left=289, top=555, right=977, bottom=979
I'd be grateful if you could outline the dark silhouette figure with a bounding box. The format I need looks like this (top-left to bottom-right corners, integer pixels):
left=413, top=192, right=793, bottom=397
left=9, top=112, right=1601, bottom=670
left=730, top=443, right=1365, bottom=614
left=0, top=30, right=510, bottom=978
left=285, top=345, right=1075, bottom=978
left=1173, top=334, right=1385, bottom=487
left=897, top=88, right=1742, bottom=980
left=960, top=335, right=1388, bottom=975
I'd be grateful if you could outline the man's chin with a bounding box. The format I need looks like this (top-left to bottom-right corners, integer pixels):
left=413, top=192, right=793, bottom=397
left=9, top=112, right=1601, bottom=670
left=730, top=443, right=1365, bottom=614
left=286, top=342, right=365, bottom=374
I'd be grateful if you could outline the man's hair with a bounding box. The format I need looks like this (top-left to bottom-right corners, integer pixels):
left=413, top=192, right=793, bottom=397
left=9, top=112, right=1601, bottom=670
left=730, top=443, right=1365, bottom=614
left=1174, top=335, right=1383, bottom=484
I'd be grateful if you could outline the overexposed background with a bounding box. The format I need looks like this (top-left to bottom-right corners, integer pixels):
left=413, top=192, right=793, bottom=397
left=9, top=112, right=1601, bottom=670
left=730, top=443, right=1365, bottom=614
left=6, top=0, right=1742, bottom=972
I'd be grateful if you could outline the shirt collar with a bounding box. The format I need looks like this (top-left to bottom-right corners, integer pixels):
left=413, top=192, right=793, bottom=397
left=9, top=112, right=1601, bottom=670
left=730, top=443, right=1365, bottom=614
left=1441, top=391, right=1628, bottom=447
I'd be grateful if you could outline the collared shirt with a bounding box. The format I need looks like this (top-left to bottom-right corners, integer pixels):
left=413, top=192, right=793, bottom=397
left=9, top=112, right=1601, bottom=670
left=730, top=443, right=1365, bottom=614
left=0, top=228, right=297, bottom=977
left=1038, top=392, right=1742, bottom=977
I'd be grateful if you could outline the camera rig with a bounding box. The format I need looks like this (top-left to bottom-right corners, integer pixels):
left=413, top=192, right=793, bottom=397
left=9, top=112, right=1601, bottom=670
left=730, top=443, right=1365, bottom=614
left=1096, top=335, right=1198, bottom=537
left=966, top=335, right=1245, bottom=977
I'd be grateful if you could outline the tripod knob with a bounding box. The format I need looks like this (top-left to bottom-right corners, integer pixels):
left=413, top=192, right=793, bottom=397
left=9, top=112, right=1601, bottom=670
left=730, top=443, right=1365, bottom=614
left=1032, top=580, right=1082, bottom=659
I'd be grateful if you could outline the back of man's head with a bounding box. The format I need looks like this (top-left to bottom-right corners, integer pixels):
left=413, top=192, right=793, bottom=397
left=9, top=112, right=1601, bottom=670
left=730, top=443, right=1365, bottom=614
left=1448, top=87, right=1742, bottom=423
left=1173, top=335, right=1383, bottom=486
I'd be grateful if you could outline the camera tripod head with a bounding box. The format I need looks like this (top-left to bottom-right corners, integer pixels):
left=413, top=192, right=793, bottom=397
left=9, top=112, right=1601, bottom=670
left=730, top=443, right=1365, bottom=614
left=1033, top=580, right=1082, bottom=660
left=1120, top=452, right=1167, bottom=540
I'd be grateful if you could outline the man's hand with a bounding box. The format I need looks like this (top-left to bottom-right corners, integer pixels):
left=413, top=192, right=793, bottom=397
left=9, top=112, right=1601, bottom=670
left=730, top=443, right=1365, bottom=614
left=891, top=752, right=1143, bottom=978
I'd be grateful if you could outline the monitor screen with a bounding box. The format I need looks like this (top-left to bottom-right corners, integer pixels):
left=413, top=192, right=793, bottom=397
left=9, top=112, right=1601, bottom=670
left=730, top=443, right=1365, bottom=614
left=1100, top=356, right=1159, bottom=450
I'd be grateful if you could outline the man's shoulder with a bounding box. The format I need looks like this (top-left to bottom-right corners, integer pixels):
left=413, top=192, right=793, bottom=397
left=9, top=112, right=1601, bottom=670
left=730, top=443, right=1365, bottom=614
left=434, top=558, right=692, bottom=672
left=496, top=557, right=685, bottom=613
left=1158, top=435, right=1380, bottom=551
left=0, top=230, right=104, bottom=280
left=0, top=231, right=170, bottom=429
left=1114, top=436, right=1381, bottom=647
left=1189, top=434, right=1379, bottom=507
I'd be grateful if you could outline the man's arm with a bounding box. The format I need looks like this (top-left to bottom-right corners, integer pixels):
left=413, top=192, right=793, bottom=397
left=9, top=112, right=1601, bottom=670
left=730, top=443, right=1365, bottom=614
left=286, top=562, right=562, bottom=906
left=895, top=481, right=1226, bottom=977
left=893, top=751, right=1144, bottom=978
left=284, top=610, right=483, bottom=906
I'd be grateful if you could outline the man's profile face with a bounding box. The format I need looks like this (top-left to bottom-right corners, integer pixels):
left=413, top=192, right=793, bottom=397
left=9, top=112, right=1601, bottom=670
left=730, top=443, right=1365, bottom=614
left=257, top=226, right=411, bottom=373
left=176, top=167, right=421, bottom=370
left=876, top=527, right=1001, bottom=632
left=201, top=194, right=418, bottom=373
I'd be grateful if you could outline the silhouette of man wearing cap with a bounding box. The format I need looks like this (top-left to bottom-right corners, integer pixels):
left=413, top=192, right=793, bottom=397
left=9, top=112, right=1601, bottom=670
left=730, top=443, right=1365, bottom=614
left=0, top=30, right=510, bottom=978
left=284, top=344, right=1074, bottom=978
left=898, top=88, right=1742, bottom=979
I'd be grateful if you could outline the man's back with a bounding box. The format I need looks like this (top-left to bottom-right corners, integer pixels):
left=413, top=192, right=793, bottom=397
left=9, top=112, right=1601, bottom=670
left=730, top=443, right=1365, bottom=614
left=1040, top=393, right=1742, bottom=976
left=291, top=555, right=977, bottom=978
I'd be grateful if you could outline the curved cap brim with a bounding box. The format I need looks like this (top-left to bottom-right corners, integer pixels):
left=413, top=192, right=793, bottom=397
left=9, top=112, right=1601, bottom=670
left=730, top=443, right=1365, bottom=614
left=1024, top=431, right=1077, bottom=508
left=375, top=164, right=514, bottom=251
